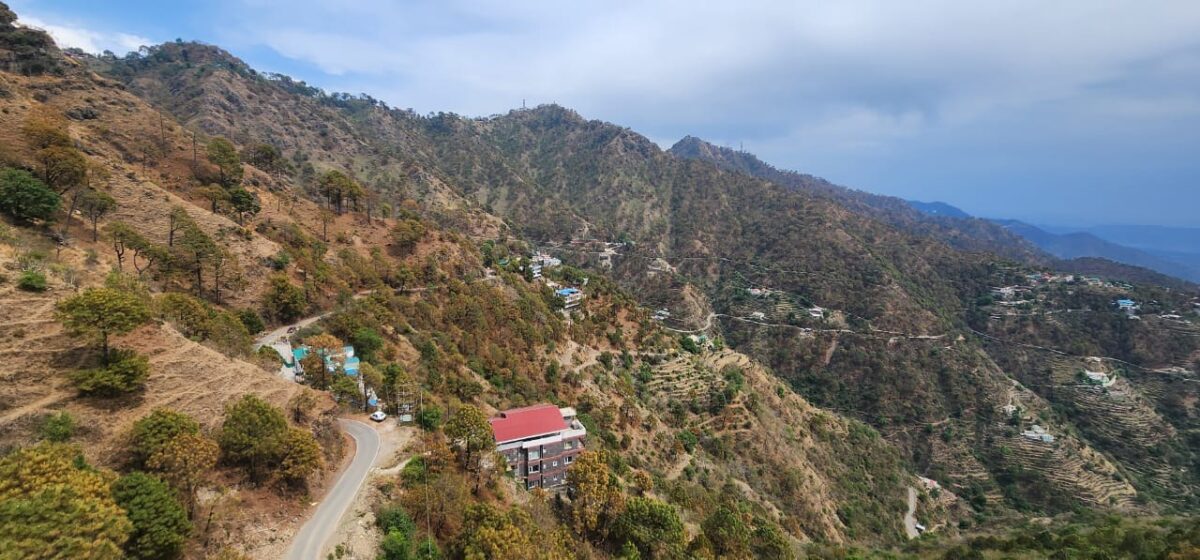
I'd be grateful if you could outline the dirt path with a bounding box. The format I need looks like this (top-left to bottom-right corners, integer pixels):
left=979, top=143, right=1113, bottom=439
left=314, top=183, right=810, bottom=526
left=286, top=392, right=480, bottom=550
left=904, top=486, right=919, bottom=539
left=0, top=386, right=69, bottom=425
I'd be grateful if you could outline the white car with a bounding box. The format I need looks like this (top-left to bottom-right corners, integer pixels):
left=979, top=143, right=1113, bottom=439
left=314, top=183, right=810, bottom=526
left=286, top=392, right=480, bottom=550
left=369, top=410, right=387, bottom=422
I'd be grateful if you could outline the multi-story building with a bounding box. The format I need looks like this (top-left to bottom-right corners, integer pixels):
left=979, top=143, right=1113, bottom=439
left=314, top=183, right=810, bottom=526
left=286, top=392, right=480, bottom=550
left=556, top=287, right=584, bottom=309
left=490, top=404, right=586, bottom=490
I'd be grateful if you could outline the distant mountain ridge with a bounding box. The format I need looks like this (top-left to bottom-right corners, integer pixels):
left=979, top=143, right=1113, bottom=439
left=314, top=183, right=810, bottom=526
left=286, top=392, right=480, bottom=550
left=669, top=135, right=1199, bottom=287
left=995, top=220, right=1200, bottom=284
left=668, top=136, right=1047, bottom=262
left=907, top=200, right=971, bottom=219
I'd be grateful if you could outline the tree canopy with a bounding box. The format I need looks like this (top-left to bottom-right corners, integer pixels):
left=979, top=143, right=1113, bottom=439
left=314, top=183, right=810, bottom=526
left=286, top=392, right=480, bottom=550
left=131, top=408, right=201, bottom=468
left=0, top=167, right=60, bottom=222
left=0, top=443, right=132, bottom=559
left=56, top=286, right=151, bottom=362
left=206, top=137, right=242, bottom=187
left=112, top=472, right=190, bottom=560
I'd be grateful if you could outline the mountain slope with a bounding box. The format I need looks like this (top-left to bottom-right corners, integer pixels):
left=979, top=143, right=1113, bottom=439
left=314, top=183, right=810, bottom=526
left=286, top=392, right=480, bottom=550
left=85, top=39, right=1200, bottom=521
left=667, top=135, right=1046, bottom=263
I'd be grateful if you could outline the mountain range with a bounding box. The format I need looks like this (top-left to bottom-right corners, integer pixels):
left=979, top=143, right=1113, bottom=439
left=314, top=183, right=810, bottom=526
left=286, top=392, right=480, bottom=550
left=1, top=5, right=1199, bottom=558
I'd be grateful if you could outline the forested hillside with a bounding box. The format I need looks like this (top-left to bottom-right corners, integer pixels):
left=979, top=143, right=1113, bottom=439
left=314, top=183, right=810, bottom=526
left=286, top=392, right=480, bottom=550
left=85, top=37, right=1200, bottom=521
left=0, top=3, right=1199, bottom=558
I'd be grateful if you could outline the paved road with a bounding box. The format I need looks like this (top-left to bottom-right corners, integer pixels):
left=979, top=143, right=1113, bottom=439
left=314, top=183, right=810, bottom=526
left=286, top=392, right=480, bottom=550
left=253, top=313, right=330, bottom=352
left=903, top=486, right=919, bottom=539
left=287, top=420, right=381, bottom=560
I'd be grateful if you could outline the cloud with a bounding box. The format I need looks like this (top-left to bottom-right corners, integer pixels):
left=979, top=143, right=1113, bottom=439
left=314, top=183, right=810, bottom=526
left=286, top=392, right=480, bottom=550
left=18, top=15, right=152, bottom=55
left=21, top=0, right=1200, bottom=225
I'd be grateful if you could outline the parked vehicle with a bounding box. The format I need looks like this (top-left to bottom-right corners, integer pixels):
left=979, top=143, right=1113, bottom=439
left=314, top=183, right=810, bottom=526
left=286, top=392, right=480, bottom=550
left=370, top=410, right=387, bottom=422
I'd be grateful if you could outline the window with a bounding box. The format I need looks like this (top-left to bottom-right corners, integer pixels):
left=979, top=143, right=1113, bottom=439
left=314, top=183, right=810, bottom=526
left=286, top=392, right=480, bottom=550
left=565, top=455, right=574, bottom=464
left=528, top=449, right=541, bottom=460
left=529, top=464, right=540, bottom=473
left=552, top=460, right=559, bottom=467
left=563, top=441, right=574, bottom=450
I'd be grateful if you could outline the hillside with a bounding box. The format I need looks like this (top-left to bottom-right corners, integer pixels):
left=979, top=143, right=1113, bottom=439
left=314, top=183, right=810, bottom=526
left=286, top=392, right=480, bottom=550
left=667, top=135, right=1047, bottom=263
left=81, top=38, right=1200, bottom=524
left=1, top=5, right=1199, bottom=559
left=0, top=11, right=933, bottom=559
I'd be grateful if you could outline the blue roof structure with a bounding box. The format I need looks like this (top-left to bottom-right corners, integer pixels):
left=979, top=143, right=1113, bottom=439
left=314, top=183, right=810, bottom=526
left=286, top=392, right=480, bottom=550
left=556, top=287, right=580, bottom=296
left=292, top=347, right=308, bottom=366
left=293, top=344, right=359, bottom=376
left=1117, top=299, right=1135, bottom=307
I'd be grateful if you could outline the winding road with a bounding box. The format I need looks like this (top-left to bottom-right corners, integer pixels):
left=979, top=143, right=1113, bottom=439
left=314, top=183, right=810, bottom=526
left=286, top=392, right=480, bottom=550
left=287, top=419, right=381, bottom=560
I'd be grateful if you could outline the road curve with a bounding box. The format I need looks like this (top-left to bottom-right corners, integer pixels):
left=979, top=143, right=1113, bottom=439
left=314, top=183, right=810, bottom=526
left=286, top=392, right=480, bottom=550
left=287, top=419, right=381, bottom=560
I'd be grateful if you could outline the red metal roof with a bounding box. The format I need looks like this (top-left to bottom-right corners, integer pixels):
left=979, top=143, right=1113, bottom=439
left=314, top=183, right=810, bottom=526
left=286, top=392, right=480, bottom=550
left=489, top=404, right=567, bottom=444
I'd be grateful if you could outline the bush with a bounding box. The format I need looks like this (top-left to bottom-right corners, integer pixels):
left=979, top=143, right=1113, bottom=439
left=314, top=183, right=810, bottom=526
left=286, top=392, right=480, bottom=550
left=400, top=457, right=427, bottom=487
left=0, top=167, right=60, bottom=222
left=17, top=270, right=47, bottom=291
left=379, top=529, right=410, bottom=560
left=376, top=503, right=415, bottom=536
left=69, top=349, right=149, bottom=396
left=38, top=411, right=75, bottom=442
left=417, top=407, right=441, bottom=431
left=238, top=308, right=265, bottom=334
left=676, top=430, right=698, bottom=453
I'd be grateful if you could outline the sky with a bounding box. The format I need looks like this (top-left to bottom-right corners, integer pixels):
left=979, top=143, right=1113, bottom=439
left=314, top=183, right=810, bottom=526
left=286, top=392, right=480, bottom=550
left=11, top=0, right=1200, bottom=227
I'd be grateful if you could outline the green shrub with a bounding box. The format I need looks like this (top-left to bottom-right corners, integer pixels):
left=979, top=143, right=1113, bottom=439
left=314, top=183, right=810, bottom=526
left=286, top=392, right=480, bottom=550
left=417, top=408, right=441, bottom=431
left=376, top=503, right=415, bottom=536
left=17, top=270, right=47, bottom=291
left=38, top=411, right=75, bottom=442
left=69, top=349, right=149, bottom=396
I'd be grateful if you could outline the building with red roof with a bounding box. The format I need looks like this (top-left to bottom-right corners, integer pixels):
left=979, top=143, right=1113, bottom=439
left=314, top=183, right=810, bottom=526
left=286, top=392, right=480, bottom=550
left=491, top=404, right=586, bottom=490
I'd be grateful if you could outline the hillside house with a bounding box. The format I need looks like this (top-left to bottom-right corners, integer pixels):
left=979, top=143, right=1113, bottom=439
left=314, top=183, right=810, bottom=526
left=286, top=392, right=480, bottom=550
left=1083, top=370, right=1115, bottom=387
left=1021, top=425, right=1055, bottom=443
left=557, top=287, right=584, bottom=309
left=992, top=286, right=1017, bottom=300
left=1116, top=299, right=1138, bottom=314
left=808, top=306, right=825, bottom=319
left=533, top=252, right=562, bottom=269
left=491, top=404, right=587, bottom=490
left=652, top=308, right=671, bottom=321
left=750, top=311, right=766, bottom=321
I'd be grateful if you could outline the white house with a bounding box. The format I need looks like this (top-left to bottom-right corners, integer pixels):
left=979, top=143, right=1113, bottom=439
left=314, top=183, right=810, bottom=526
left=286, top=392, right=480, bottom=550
left=1021, top=425, right=1055, bottom=443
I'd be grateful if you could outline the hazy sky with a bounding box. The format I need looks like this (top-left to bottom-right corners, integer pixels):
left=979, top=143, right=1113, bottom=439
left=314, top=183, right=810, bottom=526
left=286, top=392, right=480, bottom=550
left=12, top=0, right=1200, bottom=227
